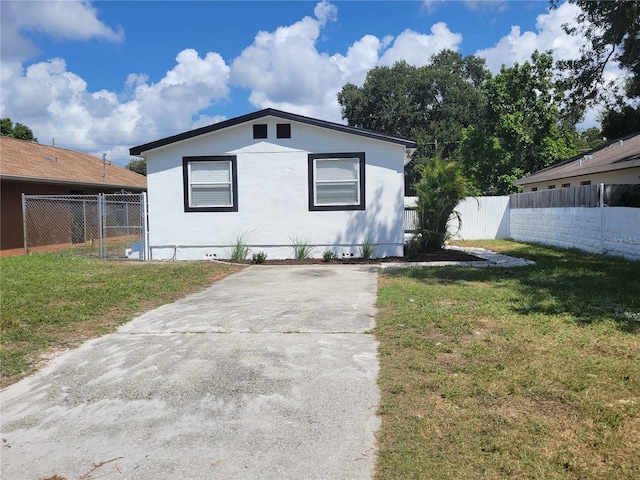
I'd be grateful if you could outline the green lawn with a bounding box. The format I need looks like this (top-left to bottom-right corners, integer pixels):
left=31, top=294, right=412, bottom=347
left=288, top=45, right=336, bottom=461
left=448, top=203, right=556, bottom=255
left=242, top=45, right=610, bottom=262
left=0, top=254, right=241, bottom=388
left=375, top=240, right=639, bottom=480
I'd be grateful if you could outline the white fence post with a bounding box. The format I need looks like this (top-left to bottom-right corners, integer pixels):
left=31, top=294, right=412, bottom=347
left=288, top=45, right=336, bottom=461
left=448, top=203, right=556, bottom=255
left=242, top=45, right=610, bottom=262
left=600, top=183, right=605, bottom=254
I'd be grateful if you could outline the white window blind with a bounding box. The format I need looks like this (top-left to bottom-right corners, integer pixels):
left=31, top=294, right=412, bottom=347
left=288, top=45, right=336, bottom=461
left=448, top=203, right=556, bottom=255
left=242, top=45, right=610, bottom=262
left=315, top=158, right=359, bottom=205
left=189, top=161, right=233, bottom=207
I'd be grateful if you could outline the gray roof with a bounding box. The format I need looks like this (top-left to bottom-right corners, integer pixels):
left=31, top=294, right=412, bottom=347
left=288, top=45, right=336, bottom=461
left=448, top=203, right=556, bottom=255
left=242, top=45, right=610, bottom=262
left=130, top=108, right=418, bottom=156
left=515, top=132, right=640, bottom=185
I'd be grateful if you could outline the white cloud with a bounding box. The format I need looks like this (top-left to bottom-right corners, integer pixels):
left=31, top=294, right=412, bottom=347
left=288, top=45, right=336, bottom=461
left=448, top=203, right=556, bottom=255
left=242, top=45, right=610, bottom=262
left=231, top=3, right=462, bottom=121
left=475, top=2, right=583, bottom=73
left=379, top=23, right=462, bottom=67
left=1, top=50, right=230, bottom=164
left=230, top=6, right=344, bottom=120
left=0, top=1, right=124, bottom=62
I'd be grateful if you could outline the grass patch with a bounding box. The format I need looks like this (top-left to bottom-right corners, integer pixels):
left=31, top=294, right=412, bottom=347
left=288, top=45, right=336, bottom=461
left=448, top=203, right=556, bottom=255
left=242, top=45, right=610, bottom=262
left=0, top=254, right=241, bottom=388
left=376, top=240, right=640, bottom=479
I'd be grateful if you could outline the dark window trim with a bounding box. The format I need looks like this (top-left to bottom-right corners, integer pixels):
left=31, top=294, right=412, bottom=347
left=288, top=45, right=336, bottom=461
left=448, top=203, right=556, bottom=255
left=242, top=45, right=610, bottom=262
left=308, top=152, right=365, bottom=211
left=183, top=155, right=238, bottom=212
left=277, top=123, right=291, bottom=138
left=253, top=124, right=267, bottom=139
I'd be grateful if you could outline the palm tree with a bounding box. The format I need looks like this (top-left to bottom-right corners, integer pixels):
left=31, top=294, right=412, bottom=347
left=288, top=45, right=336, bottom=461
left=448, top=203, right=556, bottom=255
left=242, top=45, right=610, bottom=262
left=413, top=157, right=471, bottom=252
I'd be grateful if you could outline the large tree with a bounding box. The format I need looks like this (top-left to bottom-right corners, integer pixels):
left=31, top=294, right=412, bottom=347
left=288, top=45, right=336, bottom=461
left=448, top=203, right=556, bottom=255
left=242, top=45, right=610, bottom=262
left=1, top=118, right=38, bottom=142
left=338, top=50, right=489, bottom=192
left=555, top=1, right=640, bottom=135
left=460, top=51, right=578, bottom=194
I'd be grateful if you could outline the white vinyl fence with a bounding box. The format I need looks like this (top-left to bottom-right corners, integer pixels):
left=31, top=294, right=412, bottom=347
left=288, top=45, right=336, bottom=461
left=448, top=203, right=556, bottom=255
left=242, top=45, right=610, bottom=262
left=405, top=187, right=640, bottom=260
left=447, top=196, right=510, bottom=240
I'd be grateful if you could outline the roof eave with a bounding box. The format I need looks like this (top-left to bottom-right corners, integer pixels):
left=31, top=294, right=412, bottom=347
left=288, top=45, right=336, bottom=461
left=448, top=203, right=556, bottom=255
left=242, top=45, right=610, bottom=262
left=129, top=108, right=417, bottom=156
left=1, top=174, right=146, bottom=190
left=515, top=159, right=640, bottom=185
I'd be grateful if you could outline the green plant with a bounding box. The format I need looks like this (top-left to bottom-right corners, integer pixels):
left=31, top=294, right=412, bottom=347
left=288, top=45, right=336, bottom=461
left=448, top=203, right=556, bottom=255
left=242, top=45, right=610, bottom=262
left=322, top=250, right=337, bottom=262
left=359, top=235, right=376, bottom=259
left=413, top=156, right=471, bottom=252
left=251, top=251, right=267, bottom=264
left=404, top=238, right=421, bottom=259
left=229, top=234, right=250, bottom=261
left=290, top=236, right=314, bottom=260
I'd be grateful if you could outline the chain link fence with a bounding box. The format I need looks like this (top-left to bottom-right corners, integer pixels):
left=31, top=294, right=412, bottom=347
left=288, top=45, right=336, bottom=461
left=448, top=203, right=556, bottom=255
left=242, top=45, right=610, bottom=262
left=22, top=193, right=147, bottom=260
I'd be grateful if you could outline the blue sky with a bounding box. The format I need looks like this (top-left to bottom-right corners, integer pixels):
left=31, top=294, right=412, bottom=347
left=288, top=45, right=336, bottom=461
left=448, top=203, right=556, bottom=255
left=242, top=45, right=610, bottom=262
left=1, top=1, right=618, bottom=165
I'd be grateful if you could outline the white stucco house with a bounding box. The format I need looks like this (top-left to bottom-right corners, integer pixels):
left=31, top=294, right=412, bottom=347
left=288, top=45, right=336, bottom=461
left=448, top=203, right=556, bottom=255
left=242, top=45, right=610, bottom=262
left=130, top=109, right=417, bottom=260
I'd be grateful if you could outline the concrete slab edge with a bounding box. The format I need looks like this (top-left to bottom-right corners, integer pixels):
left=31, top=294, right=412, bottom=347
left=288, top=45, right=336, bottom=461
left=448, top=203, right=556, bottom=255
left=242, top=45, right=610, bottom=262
left=380, top=245, right=535, bottom=270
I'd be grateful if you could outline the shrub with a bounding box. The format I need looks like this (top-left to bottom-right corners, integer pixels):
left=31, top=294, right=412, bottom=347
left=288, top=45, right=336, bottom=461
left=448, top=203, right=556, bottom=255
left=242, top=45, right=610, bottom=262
left=230, top=234, right=250, bottom=261
left=413, top=157, right=471, bottom=252
left=359, top=235, right=376, bottom=259
left=251, top=251, right=267, bottom=264
left=290, top=236, right=315, bottom=260
left=322, top=250, right=337, bottom=262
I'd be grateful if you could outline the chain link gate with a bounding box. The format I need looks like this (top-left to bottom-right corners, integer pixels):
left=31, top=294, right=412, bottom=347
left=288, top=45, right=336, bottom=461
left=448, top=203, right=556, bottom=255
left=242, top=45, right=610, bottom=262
left=22, top=193, right=148, bottom=260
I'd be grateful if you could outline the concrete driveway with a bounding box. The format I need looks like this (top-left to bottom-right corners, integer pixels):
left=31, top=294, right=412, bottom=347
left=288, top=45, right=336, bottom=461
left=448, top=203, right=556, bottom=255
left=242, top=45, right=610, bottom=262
left=1, top=265, right=380, bottom=480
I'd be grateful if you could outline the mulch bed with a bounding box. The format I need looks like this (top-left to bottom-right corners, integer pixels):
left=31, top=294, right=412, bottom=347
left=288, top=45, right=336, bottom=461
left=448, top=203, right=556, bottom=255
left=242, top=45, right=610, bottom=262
left=225, top=248, right=484, bottom=266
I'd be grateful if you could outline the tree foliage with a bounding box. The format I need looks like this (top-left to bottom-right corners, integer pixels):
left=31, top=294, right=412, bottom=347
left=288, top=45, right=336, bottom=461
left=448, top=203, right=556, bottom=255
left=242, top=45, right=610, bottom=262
left=338, top=50, right=490, bottom=192
left=555, top=1, right=640, bottom=133
left=126, top=158, right=147, bottom=176
left=460, top=51, right=577, bottom=194
left=411, top=157, right=471, bottom=253
left=1, top=118, right=38, bottom=142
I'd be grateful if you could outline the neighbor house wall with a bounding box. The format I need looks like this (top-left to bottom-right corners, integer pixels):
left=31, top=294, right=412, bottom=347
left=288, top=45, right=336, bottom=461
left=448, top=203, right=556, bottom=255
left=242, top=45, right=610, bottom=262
left=510, top=207, right=640, bottom=260
left=521, top=167, right=640, bottom=192
left=145, top=119, right=406, bottom=260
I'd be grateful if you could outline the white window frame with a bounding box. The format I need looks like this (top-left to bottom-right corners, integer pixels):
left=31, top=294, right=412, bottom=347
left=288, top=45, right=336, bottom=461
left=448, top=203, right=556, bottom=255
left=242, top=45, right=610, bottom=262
left=183, top=156, right=238, bottom=212
left=308, top=152, right=365, bottom=211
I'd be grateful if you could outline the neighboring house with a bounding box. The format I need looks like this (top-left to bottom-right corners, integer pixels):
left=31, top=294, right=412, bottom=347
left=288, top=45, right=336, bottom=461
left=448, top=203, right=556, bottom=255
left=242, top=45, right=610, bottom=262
left=1, top=136, right=147, bottom=251
left=515, top=132, right=640, bottom=191
left=130, top=108, right=417, bottom=260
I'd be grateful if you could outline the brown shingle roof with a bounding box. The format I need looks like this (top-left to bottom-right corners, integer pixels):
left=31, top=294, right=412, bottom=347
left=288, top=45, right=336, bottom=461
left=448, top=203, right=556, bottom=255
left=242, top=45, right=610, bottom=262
left=516, top=133, right=640, bottom=185
left=0, top=136, right=146, bottom=190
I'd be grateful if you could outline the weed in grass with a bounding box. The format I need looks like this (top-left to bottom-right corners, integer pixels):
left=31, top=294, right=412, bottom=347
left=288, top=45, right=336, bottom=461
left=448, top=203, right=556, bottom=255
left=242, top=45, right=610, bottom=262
left=290, top=236, right=315, bottom=260
left=359, top=235, right=376, bottom=259
left=229, top=234, right=250, bottom=261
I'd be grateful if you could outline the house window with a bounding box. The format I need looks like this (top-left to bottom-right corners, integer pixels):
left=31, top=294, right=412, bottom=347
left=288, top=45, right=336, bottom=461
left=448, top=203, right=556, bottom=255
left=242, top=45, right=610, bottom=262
left=580, top=180, right=591, bottom=186
left=183, top=156, right=238, bottom=212
left=548, top=185, right=556, bottom=190
left=531, top=187, right=538, bottom=192
left=561, top=183, right=571, bottom=188
left=308, top=152, right=365, bottom=211
left=253, top=124, right=267, bottom=139
left=277, top=124, right=291, bottom=138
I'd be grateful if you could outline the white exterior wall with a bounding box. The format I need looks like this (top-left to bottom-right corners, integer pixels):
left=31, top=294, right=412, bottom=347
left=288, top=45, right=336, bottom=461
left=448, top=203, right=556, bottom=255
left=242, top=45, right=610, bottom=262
left=510, top=207, right=640, bottom=260
left=447, top=196, right=510, bottom=240
left=145, top=119, right=406, bottom=260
